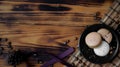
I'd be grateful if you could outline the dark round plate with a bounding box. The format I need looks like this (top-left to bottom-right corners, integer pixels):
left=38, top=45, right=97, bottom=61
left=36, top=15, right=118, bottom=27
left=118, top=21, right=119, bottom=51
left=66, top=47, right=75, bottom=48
left=79, top=24, right=119, bottom=64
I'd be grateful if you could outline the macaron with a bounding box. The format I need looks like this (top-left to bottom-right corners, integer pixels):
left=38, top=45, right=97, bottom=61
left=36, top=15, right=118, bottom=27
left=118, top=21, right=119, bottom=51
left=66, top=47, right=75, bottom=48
left=93, top=41, right=110, bottom=56
left=97, top=28, right=112, bottom=43
left=85, top=32, right=102, bottom=48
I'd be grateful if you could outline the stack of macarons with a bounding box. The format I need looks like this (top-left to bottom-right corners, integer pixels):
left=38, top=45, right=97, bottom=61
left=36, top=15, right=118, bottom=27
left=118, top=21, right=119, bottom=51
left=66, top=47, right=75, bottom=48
left=85, top=28, right=112, bottom=56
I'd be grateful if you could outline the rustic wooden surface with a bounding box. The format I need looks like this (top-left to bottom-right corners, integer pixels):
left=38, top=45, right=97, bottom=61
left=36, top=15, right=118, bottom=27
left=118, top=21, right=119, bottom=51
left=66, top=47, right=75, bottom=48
left=0, top=0, right=112, bottom=67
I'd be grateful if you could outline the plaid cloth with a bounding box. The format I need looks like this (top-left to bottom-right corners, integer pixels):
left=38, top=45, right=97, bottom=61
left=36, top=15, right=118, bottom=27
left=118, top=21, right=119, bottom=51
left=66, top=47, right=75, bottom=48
left=66, top=47, right=120, bottom=67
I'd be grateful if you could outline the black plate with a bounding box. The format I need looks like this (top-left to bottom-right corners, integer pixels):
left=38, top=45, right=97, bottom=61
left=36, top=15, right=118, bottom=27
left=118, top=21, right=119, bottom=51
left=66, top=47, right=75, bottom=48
left=79, top=24, right=119, bottom=64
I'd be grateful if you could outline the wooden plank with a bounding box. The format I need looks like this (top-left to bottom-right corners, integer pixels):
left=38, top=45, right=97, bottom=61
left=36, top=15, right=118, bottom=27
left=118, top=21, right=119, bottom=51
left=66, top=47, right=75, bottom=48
left=0, top=0, right=112, bottom=67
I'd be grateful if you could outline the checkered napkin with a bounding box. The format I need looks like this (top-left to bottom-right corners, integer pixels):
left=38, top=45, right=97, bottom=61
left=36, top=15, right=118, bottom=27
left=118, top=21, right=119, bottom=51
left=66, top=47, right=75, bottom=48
left=66, top=48, right=120, bottom=67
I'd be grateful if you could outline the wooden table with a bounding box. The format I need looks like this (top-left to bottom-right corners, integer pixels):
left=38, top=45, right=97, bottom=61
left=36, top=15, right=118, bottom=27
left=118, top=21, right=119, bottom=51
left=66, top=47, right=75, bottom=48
left=0, top=0, right=112, bottom=67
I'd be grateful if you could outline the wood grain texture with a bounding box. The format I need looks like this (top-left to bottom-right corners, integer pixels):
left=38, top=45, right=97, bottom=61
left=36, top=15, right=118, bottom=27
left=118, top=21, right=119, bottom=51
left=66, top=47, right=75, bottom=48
left=0, top=0, right=112, bottom=67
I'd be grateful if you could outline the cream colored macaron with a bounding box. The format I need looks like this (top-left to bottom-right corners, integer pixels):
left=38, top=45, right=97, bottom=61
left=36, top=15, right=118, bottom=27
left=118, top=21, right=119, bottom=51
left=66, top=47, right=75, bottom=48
left=93, top=41, right=110, bottom=56
left=85, top=32, right=102, bottom=48
left=97, top=28, right=112, bottom=43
